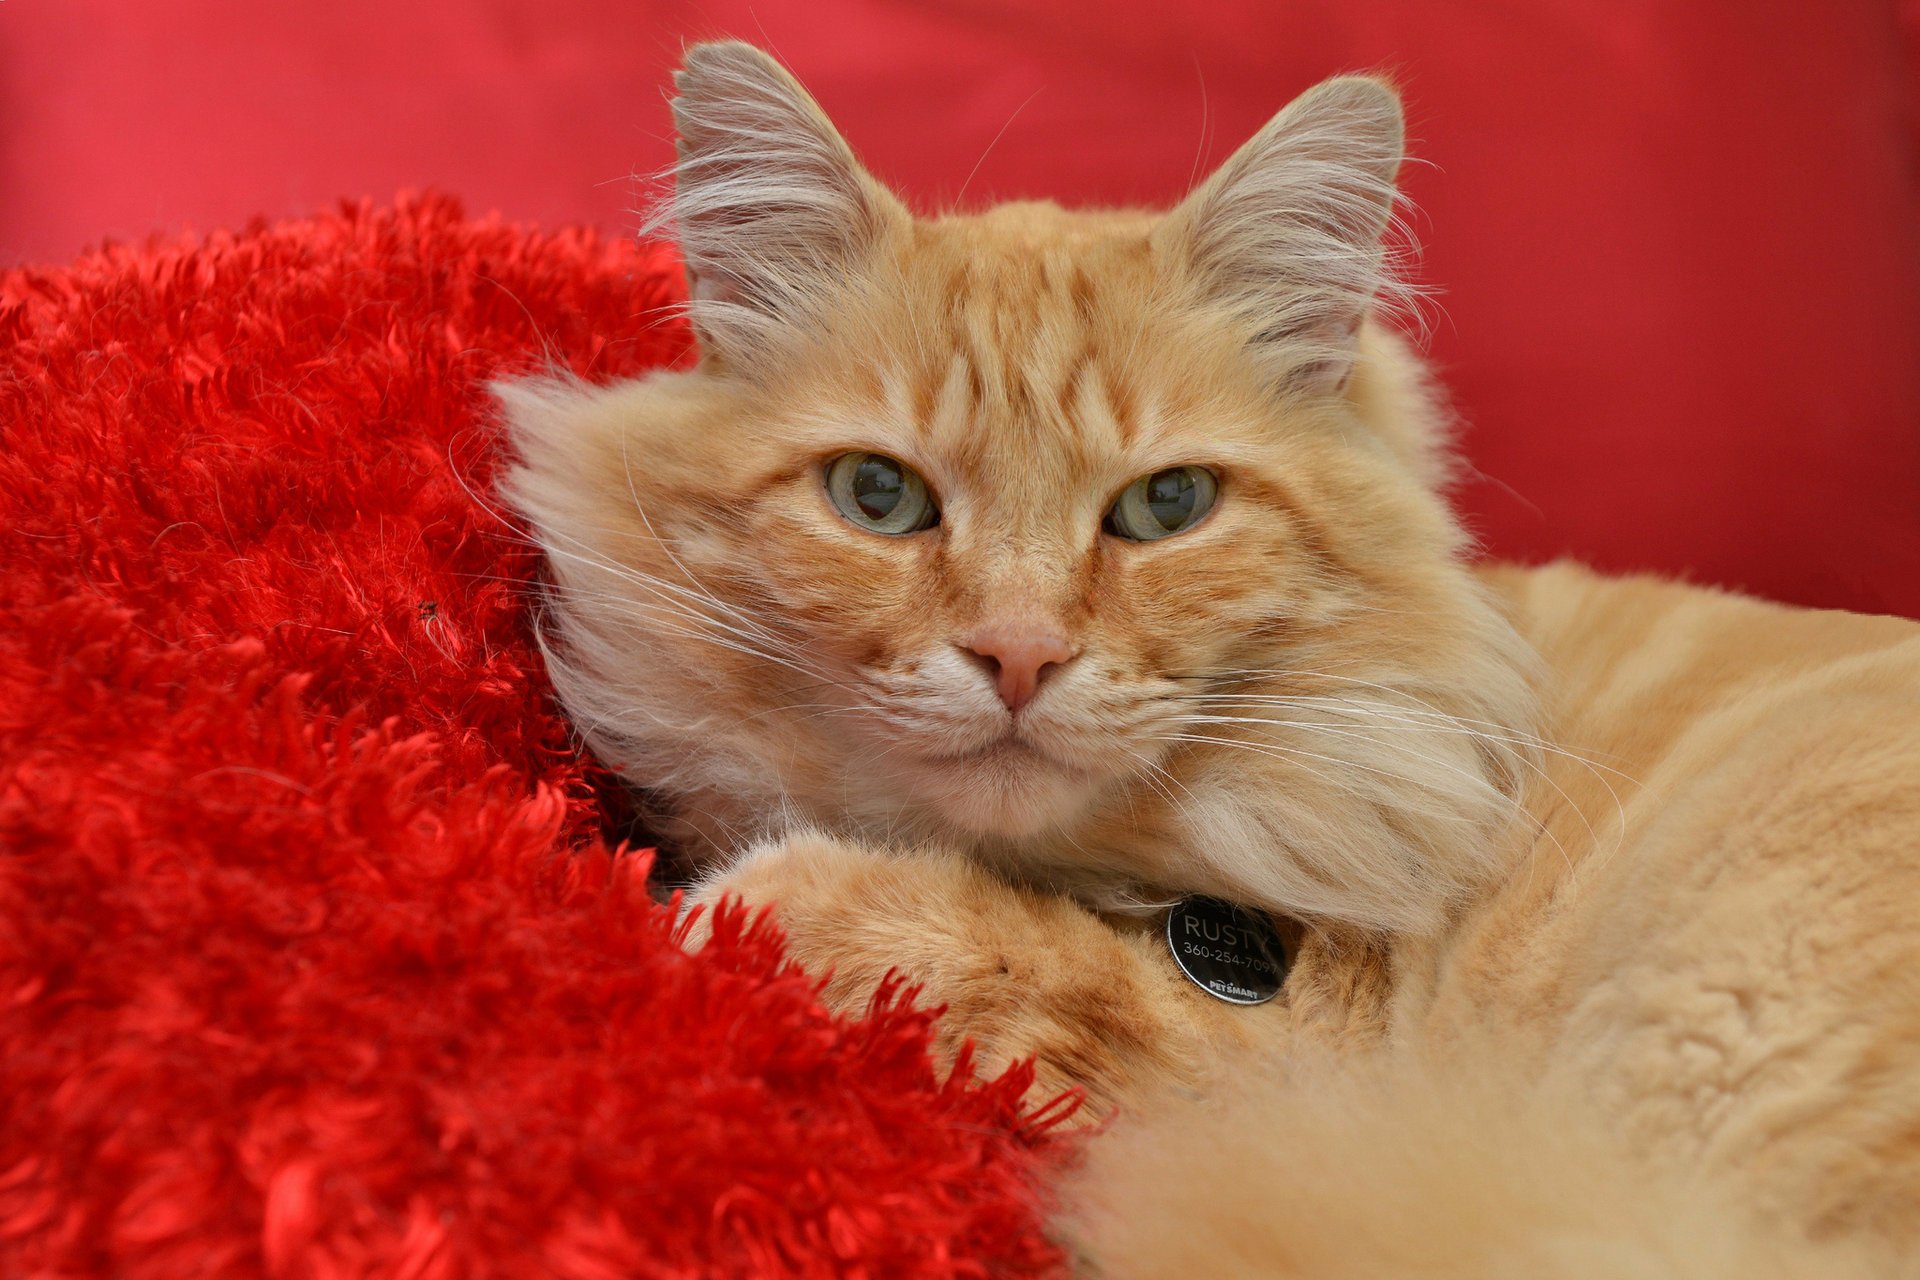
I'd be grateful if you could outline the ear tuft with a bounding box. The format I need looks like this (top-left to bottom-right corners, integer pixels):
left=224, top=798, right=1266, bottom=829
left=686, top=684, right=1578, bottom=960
left=1159, top=75, right=1409, bottom=395
left=649, top=41, right=906, bottom=370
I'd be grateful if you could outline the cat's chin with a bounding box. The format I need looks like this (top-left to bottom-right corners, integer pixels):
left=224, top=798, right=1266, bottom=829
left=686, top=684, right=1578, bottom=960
left=899, top=741, right=1106, bottom=840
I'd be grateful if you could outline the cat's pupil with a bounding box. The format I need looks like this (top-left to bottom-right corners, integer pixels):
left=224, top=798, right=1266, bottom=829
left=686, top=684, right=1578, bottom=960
left=852, top=456, right=905, bottom=519
left=1145, top=468, right=1197, bottom=530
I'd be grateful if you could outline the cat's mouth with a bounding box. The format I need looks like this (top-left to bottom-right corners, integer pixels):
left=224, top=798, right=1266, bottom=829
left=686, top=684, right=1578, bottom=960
left=940, top=735, right=1051, bottom=764
left=927, top=729, right=1085, bottom=775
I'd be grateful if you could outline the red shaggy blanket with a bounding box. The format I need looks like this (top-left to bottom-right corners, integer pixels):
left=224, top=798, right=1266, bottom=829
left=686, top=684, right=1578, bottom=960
left=0, top=196, right=1070, bottom=1278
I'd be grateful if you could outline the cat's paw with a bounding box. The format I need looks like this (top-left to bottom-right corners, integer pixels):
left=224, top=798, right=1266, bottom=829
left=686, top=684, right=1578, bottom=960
left=684, top=831, right=1212, bottom=1109
left=687, top=829, right=911, bottom=918
left=683, top=830, right=996, bottom=1017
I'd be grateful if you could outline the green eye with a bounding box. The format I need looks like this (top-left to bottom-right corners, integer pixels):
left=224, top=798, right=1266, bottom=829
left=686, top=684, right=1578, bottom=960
left=1106, top=466, right=1218, bottom=541
left=825, top=452, right=939, bottom=535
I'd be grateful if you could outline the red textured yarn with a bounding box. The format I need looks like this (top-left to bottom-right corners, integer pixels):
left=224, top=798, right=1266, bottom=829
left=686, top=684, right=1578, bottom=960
left=0, top=195, right=1071, bottom=1278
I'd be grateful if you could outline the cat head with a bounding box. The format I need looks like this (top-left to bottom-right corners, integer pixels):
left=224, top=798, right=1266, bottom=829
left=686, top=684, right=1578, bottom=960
left=501, top=41, right=1537, bottom=935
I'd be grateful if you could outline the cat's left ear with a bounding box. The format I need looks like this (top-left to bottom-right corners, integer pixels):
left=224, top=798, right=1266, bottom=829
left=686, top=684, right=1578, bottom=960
left=1157, top=76, right=1405, bottom=395
left=662, top=41, right=910, bottom=372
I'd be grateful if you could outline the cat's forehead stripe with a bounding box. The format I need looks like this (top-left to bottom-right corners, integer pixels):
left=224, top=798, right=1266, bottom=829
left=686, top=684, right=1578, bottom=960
left=924, top=255, right=1144, bottom=454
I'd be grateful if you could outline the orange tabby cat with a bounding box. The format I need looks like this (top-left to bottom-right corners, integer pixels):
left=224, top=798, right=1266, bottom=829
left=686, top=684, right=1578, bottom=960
left=500, top=42, right=1920, bottom=1276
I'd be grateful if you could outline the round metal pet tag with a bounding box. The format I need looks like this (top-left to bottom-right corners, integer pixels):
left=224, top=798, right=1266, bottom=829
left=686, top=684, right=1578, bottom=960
left=1165, top=896, right=1288, bottom=1005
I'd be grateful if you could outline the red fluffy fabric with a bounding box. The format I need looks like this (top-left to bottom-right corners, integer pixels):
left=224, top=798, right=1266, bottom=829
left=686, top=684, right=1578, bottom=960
left=0, top=196, right=1072, bottom=1278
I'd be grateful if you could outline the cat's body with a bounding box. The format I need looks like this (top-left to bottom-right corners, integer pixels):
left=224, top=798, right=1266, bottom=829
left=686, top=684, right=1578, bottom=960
left=501, top=42, right=1920, bottom=1275
left=1059, top=563, right=1920, bottom=1276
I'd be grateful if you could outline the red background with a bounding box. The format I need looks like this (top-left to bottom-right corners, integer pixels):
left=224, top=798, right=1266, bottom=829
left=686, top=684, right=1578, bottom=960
left=6, top=0, right=1917, bottom=616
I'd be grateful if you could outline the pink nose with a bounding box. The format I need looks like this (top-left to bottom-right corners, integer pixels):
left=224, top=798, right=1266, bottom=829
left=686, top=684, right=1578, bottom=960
left=959, top=621, right=1076, bottom=713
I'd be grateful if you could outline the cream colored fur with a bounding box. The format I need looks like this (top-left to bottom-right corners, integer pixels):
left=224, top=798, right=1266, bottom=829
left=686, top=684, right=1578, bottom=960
left=1063, top=1046, right=1903, bottom=1279
left=501, top=41, right=1920, bottom=1277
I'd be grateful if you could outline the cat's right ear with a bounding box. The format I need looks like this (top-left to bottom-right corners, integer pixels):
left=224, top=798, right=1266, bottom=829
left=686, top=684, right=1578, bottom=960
left=658, top=41, right=908, bottom=371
